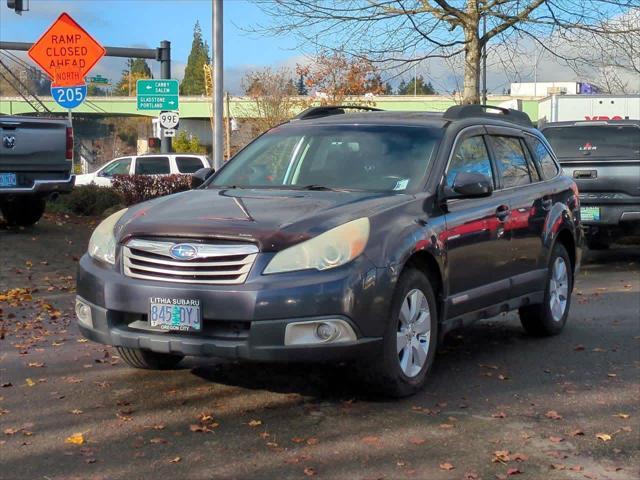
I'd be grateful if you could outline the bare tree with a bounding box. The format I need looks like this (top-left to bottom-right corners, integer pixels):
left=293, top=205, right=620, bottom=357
left=241, top=68, right=308, bottom=133
left=253, top=1, right=639, bottom=104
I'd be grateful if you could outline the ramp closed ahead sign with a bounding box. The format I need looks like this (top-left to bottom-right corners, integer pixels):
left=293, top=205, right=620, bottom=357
left=28, top=12, right=106, bottom=87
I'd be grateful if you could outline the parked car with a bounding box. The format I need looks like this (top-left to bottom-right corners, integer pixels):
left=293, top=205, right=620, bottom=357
left=0, top=115, right=74, bottom=226
left=75, top=154, right=210, bottom=187
left=541, top=120, right=640, bottom=249
left=76, top=105, right=583, bottom=397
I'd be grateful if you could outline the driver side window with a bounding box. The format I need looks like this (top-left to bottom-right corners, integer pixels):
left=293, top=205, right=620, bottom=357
left=446, top=136, right=493, bottom=188
left=100, top=158, right=131, bottom=177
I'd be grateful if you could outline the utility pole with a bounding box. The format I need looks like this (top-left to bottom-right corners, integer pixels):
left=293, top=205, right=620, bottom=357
left=212, top=0, right=224, bottom=170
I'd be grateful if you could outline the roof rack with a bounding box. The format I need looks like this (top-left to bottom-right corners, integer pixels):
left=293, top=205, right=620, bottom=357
left=293, top=105, right=383, bottom=121
left=443, top=105, right=532, bottom=127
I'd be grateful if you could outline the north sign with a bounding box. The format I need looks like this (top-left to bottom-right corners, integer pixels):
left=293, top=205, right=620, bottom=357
left=28, top=12, right=106, bottom=87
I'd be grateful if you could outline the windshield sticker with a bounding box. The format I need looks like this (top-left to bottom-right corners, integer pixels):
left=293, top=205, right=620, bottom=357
left=393, top=178, right=410, bottom=191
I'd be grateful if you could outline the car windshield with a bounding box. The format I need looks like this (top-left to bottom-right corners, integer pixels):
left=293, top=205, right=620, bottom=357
left=210, top=124, right=441, bottom=192
left=543, top=125, right=640, bottom=159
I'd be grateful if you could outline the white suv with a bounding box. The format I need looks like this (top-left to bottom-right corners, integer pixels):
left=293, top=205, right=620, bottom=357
left=75, top=154, right=210, bottom=187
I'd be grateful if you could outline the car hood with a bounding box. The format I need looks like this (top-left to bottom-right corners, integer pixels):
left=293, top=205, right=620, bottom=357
left=116, top=188, right=411, bottom=251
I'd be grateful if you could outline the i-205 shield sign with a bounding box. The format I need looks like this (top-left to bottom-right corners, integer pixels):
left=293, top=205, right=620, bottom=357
left=51, top=84, right=87, bottom=109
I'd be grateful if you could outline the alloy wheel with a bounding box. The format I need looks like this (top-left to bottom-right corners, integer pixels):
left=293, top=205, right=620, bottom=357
left=397, top=289, right=431, bottom=377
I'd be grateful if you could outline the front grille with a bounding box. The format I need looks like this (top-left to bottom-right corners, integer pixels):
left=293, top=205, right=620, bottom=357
left=122, top=238, right=259, bottom=285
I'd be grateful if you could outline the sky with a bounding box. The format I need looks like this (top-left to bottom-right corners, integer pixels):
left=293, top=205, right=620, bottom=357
left=0, top=0, right=302, bottom=93
left=1, top=0, right=633, bottom=95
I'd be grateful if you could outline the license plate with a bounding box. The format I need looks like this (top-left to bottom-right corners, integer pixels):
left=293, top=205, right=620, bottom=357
left=149, top=297, right=201, bottom=332
left=0, top=173, right=17, bottom=187
left=580, top=206, right=601, bottom=222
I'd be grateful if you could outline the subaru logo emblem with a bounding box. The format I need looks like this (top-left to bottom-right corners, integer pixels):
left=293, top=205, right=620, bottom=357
left=2, top=135, right=16, bottom=149
left=170, top=243, right=198, bottom=260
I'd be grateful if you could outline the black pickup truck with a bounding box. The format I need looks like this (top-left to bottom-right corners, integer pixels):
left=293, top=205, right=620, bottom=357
left=541, top=120, right=640, bottom=249
left=0, top=115, right=75, bottom=226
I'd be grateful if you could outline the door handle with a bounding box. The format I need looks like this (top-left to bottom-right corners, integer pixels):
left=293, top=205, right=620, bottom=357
left=496, top=205, right=510, bottom=222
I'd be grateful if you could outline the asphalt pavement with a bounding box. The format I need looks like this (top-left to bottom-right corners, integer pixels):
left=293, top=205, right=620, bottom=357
left=1, top=214, right=639, bottom=480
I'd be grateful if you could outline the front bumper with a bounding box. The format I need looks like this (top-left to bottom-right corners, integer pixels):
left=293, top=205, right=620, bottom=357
left=76, top=253, right=387, bottom=362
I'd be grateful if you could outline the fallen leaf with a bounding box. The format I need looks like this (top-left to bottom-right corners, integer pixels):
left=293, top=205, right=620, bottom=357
left=570, top=429, right=584, bottom=437
left=168, top=456, right=181, bottom=463
left=27, top=362, right=45, bottom=368
left=25, top=378, right=35, bottom=387
left=248, top=419, right=262, bottom=427
left=361, top=436, right=381, bottom=445
left=615, top=413, right=630, bottom=419
left=439, top=423, right=454, bottom=429
left=409, top=437, right=426, bottom=445
left=291, top=437, right=305, bottom=444
left=492, top=412, right=507, bottom=418
left=574, top=345, right=585, bottom=351
left=513, top=453, right=528, bottom=462
left=493, top=450, right=511, bottom=463
left=69, top=409, right=83, bottom=415
left=545, top=410, right=563, bottom=420
left=607, top=373, right=617, bottom=377
left=596, top=433, right=612, bottom=442
left=549, top=436, right=564, bottom=443
left=65, top=433, right=85, bottom=445
left=150, top=437, right=168, bottom=444
left=303, top=466, right=316, bottom=476
left=439, top=462, right=455, bottom=471
left=507, top=467, right=522, bottom=475
left=464, top=473, right=479, bottom=480
left=498, top=374, right=509, bottom=381
left=306, top=437, right=319, bottom=446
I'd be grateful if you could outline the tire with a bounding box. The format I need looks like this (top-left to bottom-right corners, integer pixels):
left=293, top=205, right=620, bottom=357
left=360, top=268, right=438, bottom=397
left=116, top=346, right=184, bottom=370
left=1, top=197, right=46, bottom=226
left=519, top=243, right=573, bottom=336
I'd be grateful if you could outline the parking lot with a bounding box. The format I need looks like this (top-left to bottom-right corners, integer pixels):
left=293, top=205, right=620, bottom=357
left=1, top=213, right=639, bottom=480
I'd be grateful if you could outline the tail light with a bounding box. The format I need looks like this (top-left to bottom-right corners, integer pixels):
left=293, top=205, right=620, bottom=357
left=66, top=127, right=74, bottom=161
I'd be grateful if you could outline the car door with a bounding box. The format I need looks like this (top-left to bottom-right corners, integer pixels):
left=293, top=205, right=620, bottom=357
left=486, top=128, right=547, bottom=298
left=95, top=157, right=132, bottom=186
left=442, top=128, right=511, bottom=318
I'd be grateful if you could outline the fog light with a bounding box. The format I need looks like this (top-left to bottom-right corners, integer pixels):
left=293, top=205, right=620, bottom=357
left=75, top=297, right=93, bottom=328
left=284, top=319, right=357, bottom=346
left=315, top=322, right=337, bottom=341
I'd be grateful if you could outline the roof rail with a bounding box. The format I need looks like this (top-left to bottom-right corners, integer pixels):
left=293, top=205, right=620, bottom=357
left=443, top=104, right=532, bottom=127
left=293, top=105, right=383, bottom=121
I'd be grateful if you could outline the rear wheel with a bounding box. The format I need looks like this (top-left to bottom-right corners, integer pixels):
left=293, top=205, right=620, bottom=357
left=361, top=268, right=438, bottom=397
left=1, top=197, right=46, bottom=226
left=519, top=243, right=573, bottom=336
left=116, top=347, right=184, bottom=370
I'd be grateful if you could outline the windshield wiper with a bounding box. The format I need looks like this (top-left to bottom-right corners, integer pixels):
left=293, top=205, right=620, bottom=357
left=297, top=184, right=339, bottom=191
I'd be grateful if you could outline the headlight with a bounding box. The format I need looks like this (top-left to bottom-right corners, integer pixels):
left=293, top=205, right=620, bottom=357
left=88, top=208, right=128, bottom=265
left=264, top=218, right=370, bottom=274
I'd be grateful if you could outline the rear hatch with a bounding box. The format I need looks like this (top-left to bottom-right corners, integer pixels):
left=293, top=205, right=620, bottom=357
left=542, top=122, right=640, bottom=203
left=0, top=116, right=70, bottom=172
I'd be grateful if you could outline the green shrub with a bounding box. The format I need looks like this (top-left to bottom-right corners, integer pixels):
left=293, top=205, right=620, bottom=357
left=50, top=185, right=124, bottom=216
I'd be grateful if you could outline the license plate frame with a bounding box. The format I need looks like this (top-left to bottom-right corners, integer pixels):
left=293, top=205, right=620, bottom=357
left=149, top=297, right=202, bottom=332
left=580, top=206, right=601, bottom=222
left=0, top=173, right=17, bottom=188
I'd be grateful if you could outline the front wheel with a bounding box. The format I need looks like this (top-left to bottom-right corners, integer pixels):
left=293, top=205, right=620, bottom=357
left=1, top=197, right=46, bottom=226
left=116, top=347, right=184, bottom=370
left=360, top=268, right=438, bottom=397
left=519, top=243, right=573, bottom=336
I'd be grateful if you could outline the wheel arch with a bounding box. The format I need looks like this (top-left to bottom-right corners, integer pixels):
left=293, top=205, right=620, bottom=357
left=401, top=250, right=444, bottom=322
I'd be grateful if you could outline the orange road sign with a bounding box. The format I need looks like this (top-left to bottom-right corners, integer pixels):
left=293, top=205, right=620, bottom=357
left=28, top=12, right=106, bottom=87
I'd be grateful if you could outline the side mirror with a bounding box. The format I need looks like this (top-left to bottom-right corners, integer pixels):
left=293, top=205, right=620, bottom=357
left=191, top=167, right=215, bottom=189
left=445, top=172, right=493, bottom=199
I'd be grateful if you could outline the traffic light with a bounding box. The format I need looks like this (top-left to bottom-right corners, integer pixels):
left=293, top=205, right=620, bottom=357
left=148, top=137, right=161, bottom=149
left=7, top=0, right=28, bottom=14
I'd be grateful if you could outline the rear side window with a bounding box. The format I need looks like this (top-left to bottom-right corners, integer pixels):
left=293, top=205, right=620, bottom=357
left=529, top=137, right=559, bottom=179
left=543, top=125, right=640, bottom=159
left=446, top=136, right=494, bottom=187
left=491, top=136, right=532, bottom=188
left=135, top=157, right=170, bottom=175
left=176, top=156, right=205, bottom=173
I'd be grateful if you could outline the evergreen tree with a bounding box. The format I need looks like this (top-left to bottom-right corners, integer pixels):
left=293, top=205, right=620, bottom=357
left=296, top=73, right=308, bottom=95
left=383, top=82, right=393, bottom=95
left=180, top=21, right=210, bottom=95
left=114, top=58, right=152, bottom=96
left=397, top=75, right=436, bottom=95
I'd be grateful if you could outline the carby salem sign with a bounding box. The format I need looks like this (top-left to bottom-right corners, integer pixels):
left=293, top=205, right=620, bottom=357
left=28, top=13, right=105, bottom=87
left=584, top=115, right=628, bottom=120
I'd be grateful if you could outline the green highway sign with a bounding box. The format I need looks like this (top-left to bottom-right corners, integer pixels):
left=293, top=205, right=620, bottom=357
left=89, top=75, right=109, bottom=85
left=136, top=79, right=179, bottom=111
